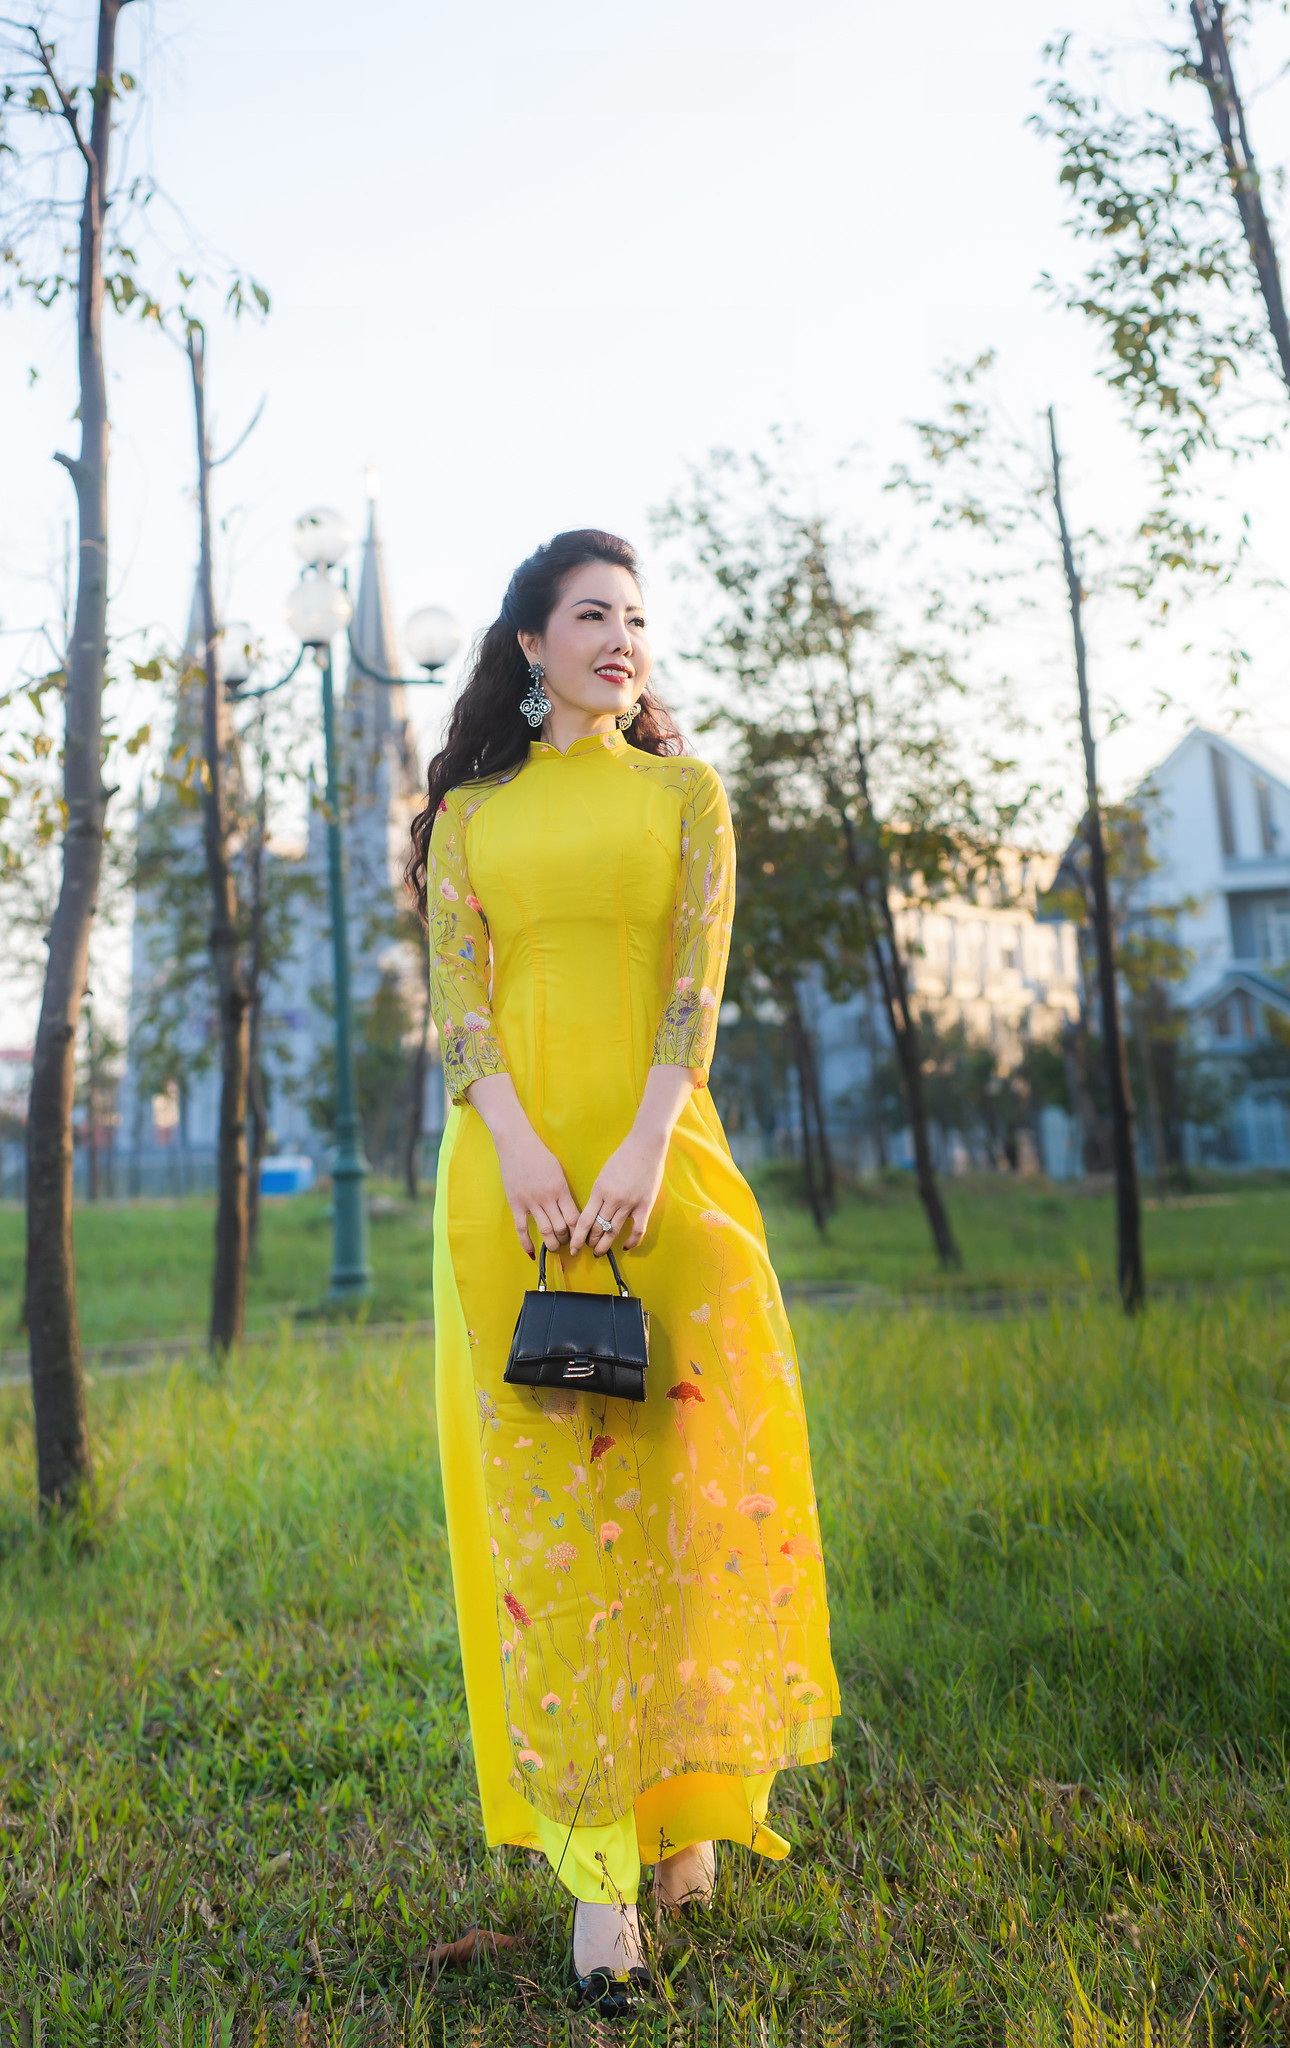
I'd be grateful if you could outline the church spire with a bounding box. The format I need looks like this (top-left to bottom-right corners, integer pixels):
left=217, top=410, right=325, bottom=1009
left=349, top=467, right=399, bottom=685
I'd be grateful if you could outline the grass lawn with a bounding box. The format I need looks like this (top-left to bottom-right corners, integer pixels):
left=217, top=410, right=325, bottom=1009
left=3, top=1294, right=1290, bottom=2022
left=3, top=1170, right=1289, bottom=1351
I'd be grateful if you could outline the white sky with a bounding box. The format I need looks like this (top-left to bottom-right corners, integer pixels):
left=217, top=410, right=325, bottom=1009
left=3, top=0, right=1289, bottom=1040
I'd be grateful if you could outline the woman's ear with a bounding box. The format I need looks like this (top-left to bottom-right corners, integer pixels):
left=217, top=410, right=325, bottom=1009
left=517, top=629, right=540, bottom=665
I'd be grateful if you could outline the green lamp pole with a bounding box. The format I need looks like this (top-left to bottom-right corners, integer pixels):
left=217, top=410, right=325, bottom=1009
left=284, top=506, right=464, bottom=1300
left=318, top=634, right=371, bottom=1296
left=285, top=510, right=373, bottom=1299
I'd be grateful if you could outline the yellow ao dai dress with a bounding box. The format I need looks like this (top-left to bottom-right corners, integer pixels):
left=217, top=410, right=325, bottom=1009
left=428, top=728, right=839, bottom=1903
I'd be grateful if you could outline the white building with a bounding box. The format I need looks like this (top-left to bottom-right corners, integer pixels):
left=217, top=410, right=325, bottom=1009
left=778, top=855, right=1084, bottom=1176
left=1125, top=725, right=1290, bottom=1167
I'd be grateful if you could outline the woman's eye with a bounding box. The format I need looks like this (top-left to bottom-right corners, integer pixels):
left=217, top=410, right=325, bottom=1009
left=578, top=609, right=603, bottom=620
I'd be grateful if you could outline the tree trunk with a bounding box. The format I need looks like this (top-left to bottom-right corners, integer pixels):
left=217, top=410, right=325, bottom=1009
left=189, top=329, right=250, bottom=1353
left=25, top=0, right=132, bottom=1512
left=868, top=925, right=961, bottom=1265
left=1049, top=408, right=1144, bottom=1313
left=1190, top=1, right=1290, bottom=397
left=809, top=680, right=961, bottom=1266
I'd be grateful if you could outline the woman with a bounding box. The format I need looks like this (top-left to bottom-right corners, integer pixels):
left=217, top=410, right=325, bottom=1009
left=411, top=529, right=839, bottom=2013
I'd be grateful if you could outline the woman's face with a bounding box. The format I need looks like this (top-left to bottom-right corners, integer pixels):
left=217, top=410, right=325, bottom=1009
left=518, top=561, right=652, bottom=725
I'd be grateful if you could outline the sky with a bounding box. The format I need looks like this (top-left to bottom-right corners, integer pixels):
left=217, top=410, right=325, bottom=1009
left=2, top=0, right=1289, bottom=1035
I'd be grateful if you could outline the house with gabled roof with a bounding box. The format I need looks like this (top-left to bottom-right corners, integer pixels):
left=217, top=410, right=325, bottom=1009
left=1112, top=725, right=1290, bottom=1168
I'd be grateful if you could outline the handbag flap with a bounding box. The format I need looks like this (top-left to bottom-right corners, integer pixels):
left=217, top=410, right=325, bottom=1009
left=509, top=1253, right=649, bottom=1369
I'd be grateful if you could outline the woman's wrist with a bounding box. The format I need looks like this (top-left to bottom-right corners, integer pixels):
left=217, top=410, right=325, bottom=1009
left=465, top=1071, right=533, bottom=1145
left=631, top=1064, right=696, bottom=1147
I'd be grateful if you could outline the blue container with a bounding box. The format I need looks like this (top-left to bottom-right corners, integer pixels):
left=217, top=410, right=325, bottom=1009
left=259, top=1155, right=316, bottom=1197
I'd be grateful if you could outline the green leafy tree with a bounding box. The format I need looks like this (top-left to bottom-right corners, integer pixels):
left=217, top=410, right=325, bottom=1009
left=656, top=448, right=1029, bottom=1270
left=717, top=734, right=871, bottom=1232
left=1034, top=3, right=1290, bottom=568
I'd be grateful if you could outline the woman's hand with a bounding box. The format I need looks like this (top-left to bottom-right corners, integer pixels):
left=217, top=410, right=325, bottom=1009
left=465, top=1073, right=581, bottom=1257
left=569, top=1065, right=697, bottom=1256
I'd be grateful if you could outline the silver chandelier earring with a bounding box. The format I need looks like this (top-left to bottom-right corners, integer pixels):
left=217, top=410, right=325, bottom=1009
left=617, top=698, right=642, bottom=731
left=520, top=660, right=552, bottom=729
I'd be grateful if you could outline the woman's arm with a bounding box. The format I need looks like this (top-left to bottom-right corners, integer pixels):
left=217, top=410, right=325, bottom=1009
left=467, top=1072, right=582, bottom=1258
left=567, top=1064, right=697, bottom=1256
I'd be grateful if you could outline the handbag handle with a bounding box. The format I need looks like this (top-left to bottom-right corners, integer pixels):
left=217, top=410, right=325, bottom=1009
left=536, top=1241, right=630, bottom=1298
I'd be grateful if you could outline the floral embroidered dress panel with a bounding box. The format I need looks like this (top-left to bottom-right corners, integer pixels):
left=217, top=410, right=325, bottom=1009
left=428, top=729, right=839, bottom=1837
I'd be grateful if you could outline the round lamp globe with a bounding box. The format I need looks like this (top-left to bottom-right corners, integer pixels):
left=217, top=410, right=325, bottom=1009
left=405, top=605, right=463, bottom=672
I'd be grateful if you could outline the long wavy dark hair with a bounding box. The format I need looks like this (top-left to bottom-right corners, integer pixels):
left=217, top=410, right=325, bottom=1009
left=407, top=528, right=683, bottom=923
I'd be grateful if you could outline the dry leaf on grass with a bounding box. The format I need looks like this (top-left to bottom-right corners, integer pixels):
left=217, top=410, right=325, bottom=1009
left=419, top=1927, right=524, bottom=1972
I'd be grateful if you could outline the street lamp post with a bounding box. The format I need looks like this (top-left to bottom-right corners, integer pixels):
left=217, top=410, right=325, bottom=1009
left=225, top=504, right=462, bottom=1305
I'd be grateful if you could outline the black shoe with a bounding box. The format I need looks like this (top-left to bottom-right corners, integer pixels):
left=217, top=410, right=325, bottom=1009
left=569, top=1902, right=652, bottom=2015
left=570, top=1963, right=651, bottom=2016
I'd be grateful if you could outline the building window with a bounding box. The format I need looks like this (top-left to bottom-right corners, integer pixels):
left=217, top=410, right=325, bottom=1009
left=1255, top=777, right=1277, bottom=857
left=1211, top=747, right=1236, bottom=858
left=1254, top=898, right=1290, bottom=968
left=1214, top=1002, right=1234, bottom=1039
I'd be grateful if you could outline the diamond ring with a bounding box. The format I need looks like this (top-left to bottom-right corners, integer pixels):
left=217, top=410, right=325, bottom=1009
left=597, top=1216, right=614, bottom=1232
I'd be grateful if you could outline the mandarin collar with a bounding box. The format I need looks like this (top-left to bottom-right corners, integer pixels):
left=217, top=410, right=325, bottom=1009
left=529, top=728, right=626, bottom=760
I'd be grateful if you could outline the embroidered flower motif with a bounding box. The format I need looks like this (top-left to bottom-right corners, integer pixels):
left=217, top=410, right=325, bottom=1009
left=465, top=893, right=484, bottom=913
left=614, top=1487, right=640, bottom=1510
left=608, top=1598, right=623, bottom=1618
left=599, top=1520, right=621, bottom=1551
left=541, top=1692, right=561, bottom=1715
left=438, top=878, right=459, bottom=900
left=699, top=987, right=718, bottom=1009
left=504, top=1591, right=532, bottom=1629
left=780, top=1534, right=821, bottom=1559
left=707, top=1666, right=735, bottom=1696
left=700, top=1480, right=727, bottom=1507
left=790, top=1681, right=825, bottom=1705
left=588, top=1611, right=607, bottom=1639
left=690, top=1304, right=711, bottom=1323
left=544, top=1542, right=577, bottom=1575
left=676, top=1658, right=697, bottom=1682
left=772, top=1584, right=794, bottom=1608
left=667, top=1383, right=704, bottom=1405
left=737, top=1492, right=777, bottom=1523
left=589, top=1434, right=615, bottom=1463
left=516, top=1748, right=544, bottom=1771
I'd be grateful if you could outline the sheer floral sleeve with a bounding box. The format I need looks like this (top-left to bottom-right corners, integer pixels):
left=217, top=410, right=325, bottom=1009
left=650, top=761, right=737, bottom=1084
left=427, top=786, right=511, bottom=1106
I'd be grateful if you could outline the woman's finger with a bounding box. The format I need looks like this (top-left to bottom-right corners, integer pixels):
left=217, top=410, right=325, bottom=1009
left=511, top=1205, right=536, bottom=1258
left=568, top=1188, right=602, bottom=1256
left=622, top=1206, right=648, bottom=1251
left=591, top=1203, right=632, bottom=1256
left=531, top=1202, right=566, bottom=1251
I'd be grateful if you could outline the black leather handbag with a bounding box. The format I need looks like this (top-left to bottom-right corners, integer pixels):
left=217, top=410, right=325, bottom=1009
left=503, top=1244, right=650, bottom=1401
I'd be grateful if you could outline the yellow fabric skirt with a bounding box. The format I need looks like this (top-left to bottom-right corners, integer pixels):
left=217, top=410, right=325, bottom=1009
left=433, top=1140, right=810, bottom=1904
